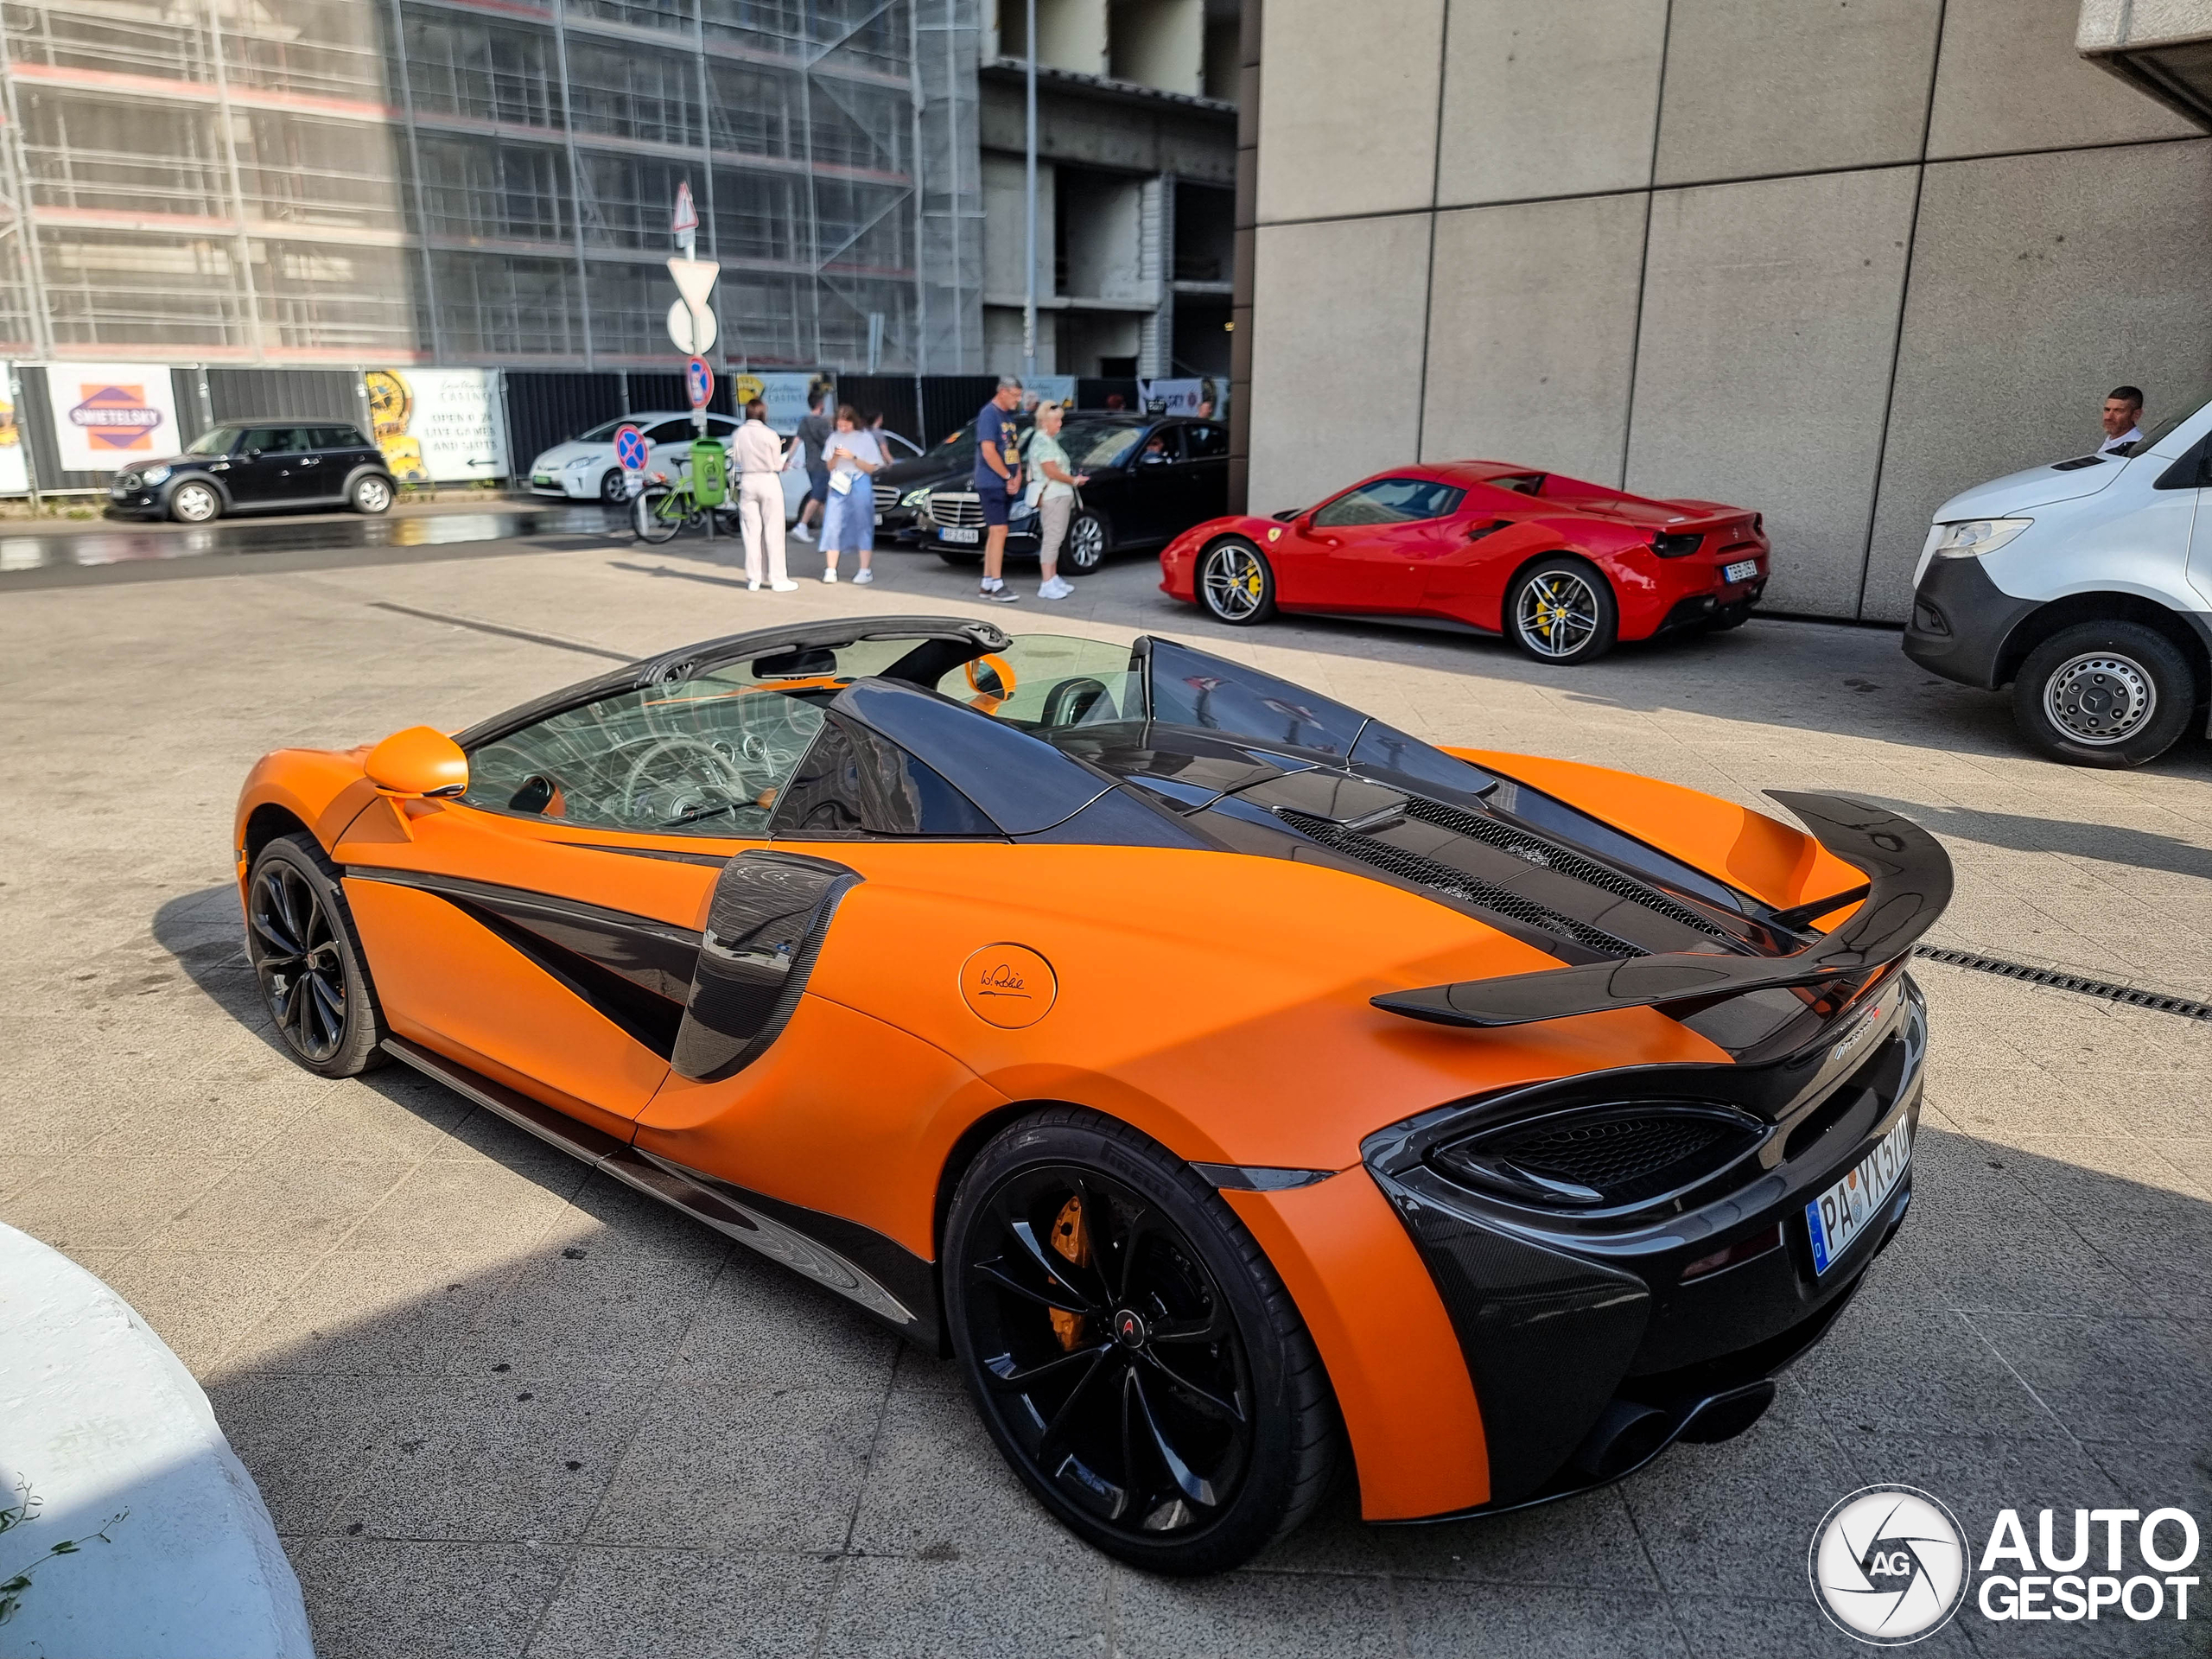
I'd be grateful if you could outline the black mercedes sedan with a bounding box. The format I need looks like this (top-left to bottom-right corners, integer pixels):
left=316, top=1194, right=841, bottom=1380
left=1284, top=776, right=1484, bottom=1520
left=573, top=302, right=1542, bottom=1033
left=918, top=415, right=1230, bottom=575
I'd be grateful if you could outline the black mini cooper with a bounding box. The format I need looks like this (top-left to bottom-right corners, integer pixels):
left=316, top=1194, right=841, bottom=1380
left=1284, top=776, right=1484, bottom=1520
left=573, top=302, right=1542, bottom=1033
left=107, top=420, right=397, bottom=524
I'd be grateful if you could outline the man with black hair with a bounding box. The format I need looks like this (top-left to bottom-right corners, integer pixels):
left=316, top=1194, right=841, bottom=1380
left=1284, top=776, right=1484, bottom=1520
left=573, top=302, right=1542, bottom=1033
left=791, top=385, right=833, bottom=542
left=2100, top=385, right=2145, bottom=454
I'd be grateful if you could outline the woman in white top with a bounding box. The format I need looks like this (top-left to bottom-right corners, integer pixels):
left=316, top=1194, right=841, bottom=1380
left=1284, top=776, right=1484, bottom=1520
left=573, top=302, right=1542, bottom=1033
left=1025, top=402, right=1090, bottom=601
left=818, top=404, right=886, bottom=585
left=731, top=398, right=801, bottom=591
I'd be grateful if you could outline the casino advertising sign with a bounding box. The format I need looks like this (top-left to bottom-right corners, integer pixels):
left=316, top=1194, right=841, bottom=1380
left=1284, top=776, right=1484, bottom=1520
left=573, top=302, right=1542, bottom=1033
left=48, top=362, right=182, bottom=474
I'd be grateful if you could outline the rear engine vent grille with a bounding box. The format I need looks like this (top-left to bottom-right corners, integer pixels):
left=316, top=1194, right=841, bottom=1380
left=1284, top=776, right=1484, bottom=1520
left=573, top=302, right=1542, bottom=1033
left=1398, top=796, right=1732, bottom=942
left=1432, top=1108, right=1764, bottom=1210
left=1492, top=1115, right=1730, bottom=1191
left=1271, top=805, right=1640, bottom=958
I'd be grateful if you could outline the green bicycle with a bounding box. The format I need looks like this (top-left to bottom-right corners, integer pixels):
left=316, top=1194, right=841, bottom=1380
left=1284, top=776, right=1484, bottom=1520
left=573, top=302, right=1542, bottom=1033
left=632, top=474, right=728, bottom=544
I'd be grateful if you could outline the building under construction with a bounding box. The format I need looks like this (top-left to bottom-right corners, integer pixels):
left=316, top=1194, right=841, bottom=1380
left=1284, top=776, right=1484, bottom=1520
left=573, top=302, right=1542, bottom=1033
left=0, top=0, right=1235, bottom=378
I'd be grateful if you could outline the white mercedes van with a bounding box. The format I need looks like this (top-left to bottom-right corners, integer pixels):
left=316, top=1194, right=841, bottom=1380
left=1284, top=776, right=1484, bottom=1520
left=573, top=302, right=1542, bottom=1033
left=1903, top=394, right=2212, bottom=766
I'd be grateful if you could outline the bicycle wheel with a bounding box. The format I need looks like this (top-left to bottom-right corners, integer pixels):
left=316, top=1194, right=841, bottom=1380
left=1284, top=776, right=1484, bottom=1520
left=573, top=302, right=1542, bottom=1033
left=633, top=486, right=681, bottom=544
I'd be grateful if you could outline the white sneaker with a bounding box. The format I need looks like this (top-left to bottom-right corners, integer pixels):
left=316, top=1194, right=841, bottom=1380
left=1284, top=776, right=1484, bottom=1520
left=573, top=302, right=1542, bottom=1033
left=790, top=524, right=813, bottom=543
left=822, top=569, right=838, bottom=584
left=770, top=579, right=799, bottom=592
left=852, top=569, right=875, bottom=585
left=1039, top=576, right=1074, bottom=601
left=747, top=579, right=761, bottom=592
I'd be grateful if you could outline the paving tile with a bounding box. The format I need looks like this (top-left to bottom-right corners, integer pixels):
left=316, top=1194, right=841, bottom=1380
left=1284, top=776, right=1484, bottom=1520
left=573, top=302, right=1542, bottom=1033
left=675, top=1249, right=902, bottom=1390
left=1622, top=1408, right=1863, bottom=1600
left=814, top=1553, right=1110, bottom=1659
left=152, top=1157, right=415, bottom=1254
left=97, top=1247, right=319, bottom=1375
left=847, top=1369, right=1080, bottom=1564
left=291, top=1538, right=574, bottom=1659
left=1669, top=1595, right=1978, bottom=1658
left=343, top=1160, right=582, bottom=1261
left=341, top=1365, right=647, bottom=1543
left=228, top=1247, right=518, bottom=1377
left=1117, top=1568, right=1399, bottom=1658
left=587, top=1376, right=882, bottom=1553
left=1396, top=1580, right=1687, bottom=1659
left=0, top=1152, right=233, bottom=1252
left=1246, top=1476, right=1395, bottom=1579
left=1965, top=1313, right=2212, bottom=1445
left=208, top=1371, right=409, bottom=1535
left=524, top=1548, right=838, bottom=1659
left=1805, top=1299, right=2060, bottom=1440
left=453, top=1232, right=724, bottom=1374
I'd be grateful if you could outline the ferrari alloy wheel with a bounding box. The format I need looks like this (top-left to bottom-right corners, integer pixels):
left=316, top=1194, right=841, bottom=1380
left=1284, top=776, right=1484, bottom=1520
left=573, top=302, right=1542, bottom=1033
left=1196, top=538, right=1276, bottom=626
left=1063, top=511, right=1110, bottom=575
left=1507, top=556, right=1618, bottom=664
left=945, top=1108, right=1338, bottom=1573
left=169, top=480, right=222, bottom=524
left=245, top=834, right=387, bottom=1078
left=2014, top=621, right=2194, bottom=768
left=350, top=474, right=393, bottom=515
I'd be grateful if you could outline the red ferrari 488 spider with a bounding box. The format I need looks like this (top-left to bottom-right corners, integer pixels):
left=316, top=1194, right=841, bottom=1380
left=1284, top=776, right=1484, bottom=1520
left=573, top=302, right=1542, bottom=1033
left=1160, top=462, right=1770, bottom=664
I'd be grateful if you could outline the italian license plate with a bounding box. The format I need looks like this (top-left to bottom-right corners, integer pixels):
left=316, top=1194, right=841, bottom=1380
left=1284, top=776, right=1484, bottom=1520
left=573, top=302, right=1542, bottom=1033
left=940, top=526, right=981, bottom=544
left=1724, top=558, right=1759, bottom=583
left=1806, top=1119, right=1911, bottom=1274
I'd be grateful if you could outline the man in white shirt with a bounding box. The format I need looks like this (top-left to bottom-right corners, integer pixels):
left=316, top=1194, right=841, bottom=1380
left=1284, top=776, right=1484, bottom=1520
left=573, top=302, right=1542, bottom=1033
left=2098, top=385, right=2145, bottom=454
left=731, top=399, right=800, bottom=591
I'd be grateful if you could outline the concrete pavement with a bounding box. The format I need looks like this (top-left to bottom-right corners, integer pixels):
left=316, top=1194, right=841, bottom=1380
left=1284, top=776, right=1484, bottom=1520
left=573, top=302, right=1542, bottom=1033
left=1, top=534, right=2207, bottom=1656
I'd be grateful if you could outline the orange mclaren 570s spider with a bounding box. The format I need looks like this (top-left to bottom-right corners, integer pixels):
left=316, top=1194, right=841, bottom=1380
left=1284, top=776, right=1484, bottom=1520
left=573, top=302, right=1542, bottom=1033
left=234, top=616, right=1948, bottom=1573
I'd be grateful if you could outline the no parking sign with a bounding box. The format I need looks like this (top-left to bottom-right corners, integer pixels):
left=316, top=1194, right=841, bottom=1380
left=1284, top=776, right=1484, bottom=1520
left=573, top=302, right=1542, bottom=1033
left=613, top=423, right=648, bottom=472
left=685, top=357, right=713, bottom=410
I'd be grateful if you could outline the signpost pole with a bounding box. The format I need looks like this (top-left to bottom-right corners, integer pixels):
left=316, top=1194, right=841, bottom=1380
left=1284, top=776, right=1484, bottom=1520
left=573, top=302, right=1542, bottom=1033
left=1023, top=0, right=1038, bottom=385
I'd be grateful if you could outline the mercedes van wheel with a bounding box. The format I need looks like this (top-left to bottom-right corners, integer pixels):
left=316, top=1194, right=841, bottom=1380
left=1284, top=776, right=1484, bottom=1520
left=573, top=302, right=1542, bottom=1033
left=2013, top=621, right=2195, bottom=768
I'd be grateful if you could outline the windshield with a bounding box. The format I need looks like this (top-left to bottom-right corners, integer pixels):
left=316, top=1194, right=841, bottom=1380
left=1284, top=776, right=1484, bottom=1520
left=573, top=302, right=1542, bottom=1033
left=934, top=634, right=1144, bottom=732
left=1059, top=423, right=1143, bottom=470
left=2139, top=378, right=2212, bottom=451
left=186, top=426, right=242, bottom=455
left=574, top=418, right=627, bottom=442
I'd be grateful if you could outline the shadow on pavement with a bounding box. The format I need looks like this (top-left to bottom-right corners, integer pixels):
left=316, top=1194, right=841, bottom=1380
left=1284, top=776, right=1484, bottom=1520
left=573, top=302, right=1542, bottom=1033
left=137, top=883, right=2212, bottom=1657
left=1870, top=798, right=2212, bottom=883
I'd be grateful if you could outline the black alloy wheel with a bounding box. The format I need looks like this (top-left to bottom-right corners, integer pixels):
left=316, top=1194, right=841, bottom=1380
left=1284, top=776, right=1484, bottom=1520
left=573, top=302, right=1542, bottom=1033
left=168, top=480, right=222, bottom=524
left=2013, top=620, right=2195, bottom=768
left=1062, top=510, right=1110, bottom=575
left=945, top=1108, right=1338, bottom=1573
left=245, top=834, right=386, bottom=1077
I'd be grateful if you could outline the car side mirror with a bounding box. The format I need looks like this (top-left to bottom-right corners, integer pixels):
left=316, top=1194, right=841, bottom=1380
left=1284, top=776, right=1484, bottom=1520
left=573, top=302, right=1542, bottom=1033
left=1293, top=514, right=1314, bottom=536
left=365, top=727, right=468, bottom=798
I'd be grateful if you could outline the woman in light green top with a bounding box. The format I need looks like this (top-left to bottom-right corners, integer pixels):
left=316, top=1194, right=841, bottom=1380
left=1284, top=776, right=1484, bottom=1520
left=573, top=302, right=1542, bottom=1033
left=1026, top=401, right=1090, bottom=601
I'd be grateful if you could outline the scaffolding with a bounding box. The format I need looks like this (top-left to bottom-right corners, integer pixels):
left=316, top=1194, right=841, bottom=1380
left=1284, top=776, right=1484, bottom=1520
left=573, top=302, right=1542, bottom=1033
left=0, top=0, right=985, bottom=371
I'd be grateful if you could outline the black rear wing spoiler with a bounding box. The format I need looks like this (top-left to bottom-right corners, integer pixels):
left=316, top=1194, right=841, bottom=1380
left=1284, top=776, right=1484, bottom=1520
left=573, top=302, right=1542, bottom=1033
left=1371, top=793, right=1951, bottom=1030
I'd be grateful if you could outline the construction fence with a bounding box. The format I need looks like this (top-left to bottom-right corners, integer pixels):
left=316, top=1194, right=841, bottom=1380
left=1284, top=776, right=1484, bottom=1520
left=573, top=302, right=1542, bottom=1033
left=1, top=363, right=1158, bottom=494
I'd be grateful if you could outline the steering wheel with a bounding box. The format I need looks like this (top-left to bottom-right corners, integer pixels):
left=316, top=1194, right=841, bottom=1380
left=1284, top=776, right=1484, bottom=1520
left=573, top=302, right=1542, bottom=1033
left=620, top=733, right=753, bottom=821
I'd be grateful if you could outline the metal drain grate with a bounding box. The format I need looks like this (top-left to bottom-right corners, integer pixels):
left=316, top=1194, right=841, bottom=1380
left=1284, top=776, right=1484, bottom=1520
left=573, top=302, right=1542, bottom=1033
left=1910, top=944, right=2212, bottom=1023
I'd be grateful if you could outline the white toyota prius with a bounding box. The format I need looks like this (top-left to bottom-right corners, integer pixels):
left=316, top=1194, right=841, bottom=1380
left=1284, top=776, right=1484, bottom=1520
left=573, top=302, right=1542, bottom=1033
left=1904, top=391, right=2212, bottom=767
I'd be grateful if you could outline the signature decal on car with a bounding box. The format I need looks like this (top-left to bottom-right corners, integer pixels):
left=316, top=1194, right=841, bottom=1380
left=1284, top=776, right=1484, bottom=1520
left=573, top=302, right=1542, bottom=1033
left=962, top=943, right=1057, bottom=1027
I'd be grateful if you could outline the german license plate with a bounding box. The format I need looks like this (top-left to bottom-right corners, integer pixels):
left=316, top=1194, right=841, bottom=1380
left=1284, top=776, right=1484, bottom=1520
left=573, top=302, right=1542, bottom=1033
left=1724, top=558, right=1759, bottom=583
left=939, top=526, right=980, bottom=544
left=1806, top=1119, right=1910, bottom=1274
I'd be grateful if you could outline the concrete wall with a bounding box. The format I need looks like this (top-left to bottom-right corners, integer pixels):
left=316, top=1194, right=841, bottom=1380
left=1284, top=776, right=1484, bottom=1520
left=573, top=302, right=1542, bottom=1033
left=1110, top=0, right=1205, bottom=94
left=1247, top=0, right=2212, bottom=620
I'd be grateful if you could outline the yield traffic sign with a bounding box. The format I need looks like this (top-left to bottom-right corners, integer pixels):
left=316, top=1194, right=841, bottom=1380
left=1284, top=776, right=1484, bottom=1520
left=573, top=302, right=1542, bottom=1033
left=613, top=423, right=648, bottom=471
left=666, top=257, right=719, bottom=311
left=685, top=358, right=714, bottom=410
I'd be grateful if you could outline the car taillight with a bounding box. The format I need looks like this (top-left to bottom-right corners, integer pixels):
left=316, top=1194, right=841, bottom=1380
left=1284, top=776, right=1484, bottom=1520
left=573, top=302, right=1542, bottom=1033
left=1652, top=531, right=1702, bottom=557
left=1680, top=1223, right=1782, bottom=1282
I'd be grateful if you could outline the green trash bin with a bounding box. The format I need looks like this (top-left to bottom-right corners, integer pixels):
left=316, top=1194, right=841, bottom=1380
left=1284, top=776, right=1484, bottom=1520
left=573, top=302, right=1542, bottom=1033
left=689, top=437, right=728, bottom=507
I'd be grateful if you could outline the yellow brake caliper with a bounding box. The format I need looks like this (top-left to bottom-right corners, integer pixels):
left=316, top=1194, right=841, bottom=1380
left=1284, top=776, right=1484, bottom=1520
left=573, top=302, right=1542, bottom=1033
left=1049, top=1194, right=1090, bottom=1350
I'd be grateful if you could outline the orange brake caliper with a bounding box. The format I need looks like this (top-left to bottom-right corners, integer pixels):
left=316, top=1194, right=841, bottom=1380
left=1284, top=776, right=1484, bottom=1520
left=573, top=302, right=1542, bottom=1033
left=1049, top=1195, right=1090, bottom=1351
